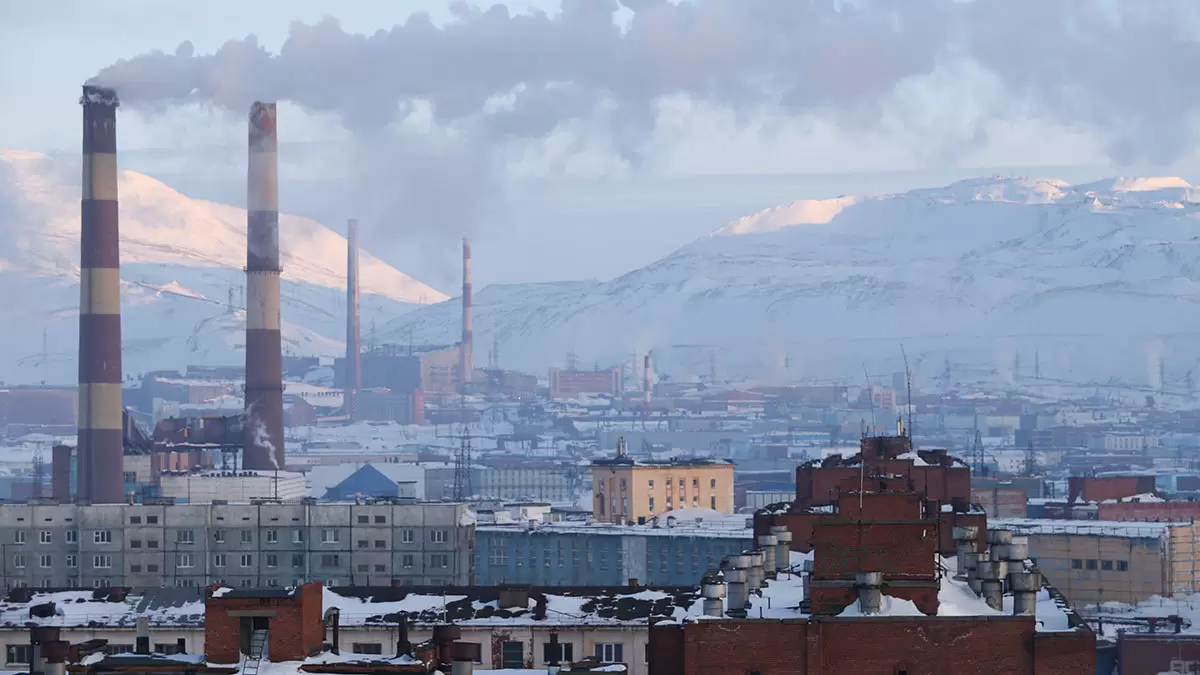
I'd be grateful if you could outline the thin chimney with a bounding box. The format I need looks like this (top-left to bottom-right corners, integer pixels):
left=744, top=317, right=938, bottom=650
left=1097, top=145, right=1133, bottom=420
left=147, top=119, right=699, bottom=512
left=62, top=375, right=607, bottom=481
left=345, top=219, right=361, bottom=420
left=243, top=102, right=285, bottom=471
left=460, top=236, right=473, bottom=392
left=78, top=85, right=124, bottom=504
left=643, top=354, right=652, bottom=407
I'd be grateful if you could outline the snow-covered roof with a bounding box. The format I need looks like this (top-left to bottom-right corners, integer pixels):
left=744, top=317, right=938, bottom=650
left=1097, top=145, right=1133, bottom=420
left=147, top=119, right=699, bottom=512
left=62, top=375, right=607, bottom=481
left=992, top=518, right=1183, bottom=539
left=0, top=588, right=205, bottom=628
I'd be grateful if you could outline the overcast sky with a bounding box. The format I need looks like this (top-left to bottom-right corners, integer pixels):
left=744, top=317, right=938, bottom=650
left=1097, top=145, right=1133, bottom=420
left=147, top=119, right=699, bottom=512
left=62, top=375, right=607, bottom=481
left=3, top=0, right=1197, bottom=290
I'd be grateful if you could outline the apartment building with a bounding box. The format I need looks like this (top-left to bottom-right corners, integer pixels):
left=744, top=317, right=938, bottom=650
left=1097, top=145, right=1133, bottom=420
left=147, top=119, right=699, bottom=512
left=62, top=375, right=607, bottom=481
left=475, top=459, right=584, bottom=503
left=591, top=454, right=734, bottom=524
left=0, top=501, right=474, bottom=590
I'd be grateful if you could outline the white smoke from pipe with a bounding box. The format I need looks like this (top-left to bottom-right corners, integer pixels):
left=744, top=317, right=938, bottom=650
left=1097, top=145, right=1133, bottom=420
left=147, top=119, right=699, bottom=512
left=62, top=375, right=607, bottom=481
left=250, top=414, right=279, bottom=470
left=1146, top=339, right=1164, bottom=390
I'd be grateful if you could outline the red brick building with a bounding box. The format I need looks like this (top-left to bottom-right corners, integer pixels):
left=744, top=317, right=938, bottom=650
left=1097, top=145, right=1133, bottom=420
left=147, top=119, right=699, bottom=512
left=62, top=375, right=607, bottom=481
left=1067, top=475, right=1157, bottom=504
left=652, top=434, right=1096, bottom=675
left=204, top=584, right=326, bottom=663
left=753, top=436, right=986, bottom=556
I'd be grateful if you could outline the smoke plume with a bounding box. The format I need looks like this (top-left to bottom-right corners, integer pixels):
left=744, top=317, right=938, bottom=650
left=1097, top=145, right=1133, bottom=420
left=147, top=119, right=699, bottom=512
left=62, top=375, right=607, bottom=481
left=91, top=0, right=1200, bottom=271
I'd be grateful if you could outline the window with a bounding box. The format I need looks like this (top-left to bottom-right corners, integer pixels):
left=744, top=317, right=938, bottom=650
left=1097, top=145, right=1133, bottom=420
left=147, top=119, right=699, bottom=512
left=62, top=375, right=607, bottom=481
left=489, top=547, right=508, bottom=566
left=12, top=555, right=24, bottom=569
left=93, top=555, right=112, bottom=569
left=266, top=554, right=278, bottom=568
left=38, top=555, right=51, bottom=569
left=65, top=555, right=77, bottom=568
left=12, top=532, right=24, bottom=545
left=357, top=515, right=369, bottom=524
left=402, top=554, right=414, bottom=568
left=431, top=554, right=448, bottom=569
left=240, top=531, right=252, bottom=544
left=292, top=554, right=304, bottom=568
left=710, top=496, right=716, bottom=510
left=649, top=497, right=655, bottom=511
left=431, top=530, right=447, bottom=544
left=357, top=564, right=368, bottom=573
left=352, top=643, right=382, bottom=655
left=7, top=645, right=32, bottom=664
left=147, top=540, right=158, bottom=549
left=1086, top=559, right=1098, bottom=571
left=1071, top=559, right=1082, bottom=570
left=357, top=540, right=368, bottom=549
left=320, top=554, right=339, bottom=568
left=293, top=529, right=305, bottom=544
left=544, top=642, right=573, bottom=664
left=38, top=531, right=51, bottom=544
left=374, top=515, right=386, bottom=524
left=123, top=471, right=137, bottom=483
left=1101, top=560, right=1113, bottom=571
left=595, top=643, right=623, bottom=663
left=130, top=564, right=141, bottom=573
left=213, top=554, right=226, bottom=568
left=93, top=579, right=110, bottom=589
left=267, top=578, right=279, bottom=587
left=130, top=540, right=142, bottom=549
left=176, top=530, right=194, bottom=544
left=177, top=554, right=194, bottom=569
left=648, top=479, right=654, bottom=489
left=239, top=579, right=253, bottom=587
left=374, top=564, right=385, bottom=573
left=693, top=479, right=699, bottom=488
left=65, top=530, right=77, bottom=544
left=501, top=642, right=524, bottom=669
left=129, top=516, right=141, bottom=525
left=240, top=554, right=253, bottom=568
left=266, top=529, right=278, bottom=544
left=374, top=540, right=386, bottom=549
left=146, top=515, right=158, bottom=524
left=213, top=530, right=226, bottom=544
left=710, top=478, right=717, bottom=489
left=154, top=644, right=181, bottom=656
left=322, top=529, right=339, bottom=544
left=147, top=564, right=159, bottom=573
left=680, top=479, right=685, bottom=489
left=402, top=530, right=415, bottom=543
left=1118, top=560, right=1129, bottom=572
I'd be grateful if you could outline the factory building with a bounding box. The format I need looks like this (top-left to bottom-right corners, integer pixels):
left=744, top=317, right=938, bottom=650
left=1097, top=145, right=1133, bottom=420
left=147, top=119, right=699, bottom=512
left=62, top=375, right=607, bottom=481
left=0, top=501, right=473, bottom=589
left=549, top=367, right=623, bottom=399
left=334, top=344, right=461, bottom=399
left=591, top=445, right=735, bottom=524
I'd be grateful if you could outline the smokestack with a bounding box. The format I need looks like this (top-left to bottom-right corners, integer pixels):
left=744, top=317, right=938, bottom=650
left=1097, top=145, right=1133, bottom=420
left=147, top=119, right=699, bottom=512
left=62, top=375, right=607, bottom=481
left=460, top=235, right=472, bottom=391
left=78, top=85, right=124, bottom=505
left=345, top=219, right=361, bottom=421
left=243, top=102, right=285, bottom=471
left=643, top=354, right=652, bottom=406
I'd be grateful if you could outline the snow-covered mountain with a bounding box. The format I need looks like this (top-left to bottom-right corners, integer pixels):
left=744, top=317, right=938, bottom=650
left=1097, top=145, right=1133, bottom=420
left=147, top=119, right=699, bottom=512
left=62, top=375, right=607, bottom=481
left=384, top=176, right=1200, bottom=386
left=0, top=150, right=448, bottom=384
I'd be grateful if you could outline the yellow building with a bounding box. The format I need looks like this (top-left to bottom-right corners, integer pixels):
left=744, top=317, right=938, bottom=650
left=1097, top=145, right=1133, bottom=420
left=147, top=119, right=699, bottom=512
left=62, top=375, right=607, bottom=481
left=590, top=441, right=735, bottom=524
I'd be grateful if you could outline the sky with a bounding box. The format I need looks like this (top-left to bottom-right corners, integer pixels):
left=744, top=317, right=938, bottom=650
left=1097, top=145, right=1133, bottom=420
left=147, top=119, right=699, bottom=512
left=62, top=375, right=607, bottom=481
left=4, top=0, right=1200, bottom=291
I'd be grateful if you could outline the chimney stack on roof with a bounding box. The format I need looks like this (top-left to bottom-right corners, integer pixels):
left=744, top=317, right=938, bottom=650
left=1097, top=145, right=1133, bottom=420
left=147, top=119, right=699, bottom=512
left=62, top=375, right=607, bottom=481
left=460, top=236, right=473, bottom=391
left=243, top=102, right=285, bottom=471
left=78, top=85, right=124, bottom=504
left=345, top=218, right=361, bottom=420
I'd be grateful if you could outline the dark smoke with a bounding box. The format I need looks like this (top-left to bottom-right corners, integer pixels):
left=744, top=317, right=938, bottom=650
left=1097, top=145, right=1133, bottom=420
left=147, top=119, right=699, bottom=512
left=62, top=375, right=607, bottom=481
left=91, top=0, right=1200, bottom=276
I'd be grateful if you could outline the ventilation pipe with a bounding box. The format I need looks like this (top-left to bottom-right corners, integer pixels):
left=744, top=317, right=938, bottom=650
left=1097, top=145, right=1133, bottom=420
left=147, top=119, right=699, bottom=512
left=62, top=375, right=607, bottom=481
left=324, top=608, right=341, bottom=655
left=801, top=559, right=815, bottom=603
left=855, top=572, right=883, bottom=615
left=701, top=571, right=727, bottom=617
left=42, top=641, right=67, bottom=675
left=29, top=627, right=59, bottom=675
left=1010, top=571, right=1041, bottom=617
left=977, top=560, right=1004, bottom=610
left=952, top=525, right=979, bottom=577
left=987, top=529, right=1014, bottom=582
left=962, top=552, right=982, bottom=594
left=770, top=525, right=792, bottom=573
left=451, top=642, right=479, bottom=675
left=396, top=613, right=410, bottom=656
left=758, top=534, right=778, bottom=577
left=724, top=554, right=750, bottom=618
left=746, top=550, right=765, bottom=593
left=135, top=617, right=150, bottom=655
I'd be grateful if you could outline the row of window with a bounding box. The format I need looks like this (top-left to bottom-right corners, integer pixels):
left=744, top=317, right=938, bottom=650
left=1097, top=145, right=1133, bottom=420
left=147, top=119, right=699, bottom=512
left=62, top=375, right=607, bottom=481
left=8, top=573, right=456, bottom=591
left=11, top=528, right=451, bottom=546
left=646, top=478, right=717, bottom=490
left=1070, top=558, right=1130, bottom=572
left=648, top=496, right=715, bottom=511
left=10, top=552, right=450, bottom=571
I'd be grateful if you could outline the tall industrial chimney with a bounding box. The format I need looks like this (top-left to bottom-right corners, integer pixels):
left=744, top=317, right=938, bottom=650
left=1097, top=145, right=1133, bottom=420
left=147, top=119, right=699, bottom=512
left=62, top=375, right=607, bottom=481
left=78, top=85, right=124, bottom=504
left=244, top=102, right=285, bottom=470
left=460, top=236, right=473, bottom=392
left=345, top=219, right=361, bottom=420
left=643, top=354, right=652, bottom=407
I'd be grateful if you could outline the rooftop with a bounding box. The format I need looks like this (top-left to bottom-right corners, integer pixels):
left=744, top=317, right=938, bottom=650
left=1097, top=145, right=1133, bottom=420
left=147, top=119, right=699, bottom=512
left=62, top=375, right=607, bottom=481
left=991, top=518, right=1186, bottom=539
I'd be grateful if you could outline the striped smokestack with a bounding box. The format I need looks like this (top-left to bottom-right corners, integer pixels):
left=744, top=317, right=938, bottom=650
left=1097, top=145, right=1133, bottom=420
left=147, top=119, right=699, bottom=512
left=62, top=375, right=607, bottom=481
left=244, top=102, right=285, bottom=470
left=345, top=219, right=361, bottom=420
left=78, top=85, right=124, bottom=504
left=460, top=235, right=473, bottom=392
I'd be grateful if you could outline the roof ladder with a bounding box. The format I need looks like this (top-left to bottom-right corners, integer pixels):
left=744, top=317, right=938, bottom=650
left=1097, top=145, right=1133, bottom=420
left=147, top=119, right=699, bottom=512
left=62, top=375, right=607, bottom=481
left=242, top=629, right=268, bottom=675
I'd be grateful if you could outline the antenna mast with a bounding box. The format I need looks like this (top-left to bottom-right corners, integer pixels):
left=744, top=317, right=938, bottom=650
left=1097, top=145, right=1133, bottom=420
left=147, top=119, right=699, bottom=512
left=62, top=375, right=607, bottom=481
left=861, top=363, right=877, bottom=435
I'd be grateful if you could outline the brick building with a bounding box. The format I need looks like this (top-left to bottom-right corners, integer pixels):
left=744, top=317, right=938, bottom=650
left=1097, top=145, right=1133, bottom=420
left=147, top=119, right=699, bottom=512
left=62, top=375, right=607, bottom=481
left=650, top=433, right=1096, bottom=675
left=1067, top=475, right=1158, bottom=504
left=753, top=436, right=986, bottom=557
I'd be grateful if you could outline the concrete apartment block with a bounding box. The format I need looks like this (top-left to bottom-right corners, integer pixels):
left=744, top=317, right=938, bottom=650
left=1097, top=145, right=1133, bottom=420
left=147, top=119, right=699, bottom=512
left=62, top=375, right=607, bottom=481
left=0, top=501, right=473, bottom=589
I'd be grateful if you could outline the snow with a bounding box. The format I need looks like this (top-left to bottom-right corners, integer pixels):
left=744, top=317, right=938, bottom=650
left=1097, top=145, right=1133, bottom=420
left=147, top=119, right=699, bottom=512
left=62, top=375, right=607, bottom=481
left=1101, top=493, right=1164, bottom=503
left=838, top=595, right=924, bottom=617
left=0, top=150, right=446, bottom=382
left=991, top=518, right=1182, bottom=539
left=381, top=174, right=1200, bottom=384
left=211, top=587, right=232, bottom=598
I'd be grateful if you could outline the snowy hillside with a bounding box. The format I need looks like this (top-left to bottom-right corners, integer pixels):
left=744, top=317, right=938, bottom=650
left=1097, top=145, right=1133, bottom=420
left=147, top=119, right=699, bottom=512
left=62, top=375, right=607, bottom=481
left=384, top=176, right=1200, bottom=386
left=0, top=150, right=448, bottom=384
